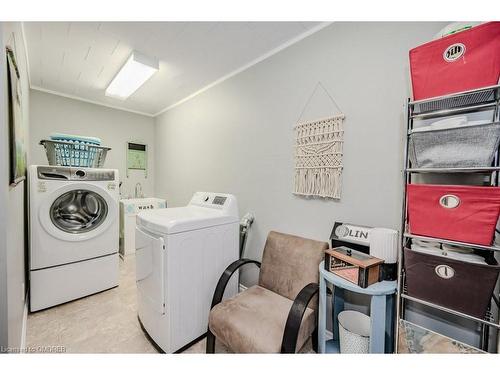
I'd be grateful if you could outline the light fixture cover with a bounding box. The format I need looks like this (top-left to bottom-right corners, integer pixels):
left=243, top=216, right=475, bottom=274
left=105, top=51, right=159, bottom=100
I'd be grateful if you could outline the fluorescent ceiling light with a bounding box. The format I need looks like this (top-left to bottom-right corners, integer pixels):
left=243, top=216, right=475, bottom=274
left=105, top=51, right=159, bottom=100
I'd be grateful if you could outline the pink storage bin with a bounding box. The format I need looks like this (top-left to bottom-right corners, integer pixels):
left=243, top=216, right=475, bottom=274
left=409, top=22, right=500, bottom=101
left=407, top=184, right=500, bottom=245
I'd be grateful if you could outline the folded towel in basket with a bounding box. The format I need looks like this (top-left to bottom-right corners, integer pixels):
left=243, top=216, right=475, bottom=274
left=50, top=133, right=102, bottom=145
left=410, top=244, right=486, bottom=265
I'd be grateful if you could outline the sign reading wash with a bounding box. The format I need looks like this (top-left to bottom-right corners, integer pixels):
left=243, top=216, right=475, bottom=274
left=330, top=222, right=371, bottom=253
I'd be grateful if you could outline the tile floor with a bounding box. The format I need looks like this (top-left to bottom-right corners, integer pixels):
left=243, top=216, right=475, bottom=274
left=26, top=255, right=231, bottom=354
left=26, top=254, right=310, bottom=354
left=26, top=255, right=160, bottom=353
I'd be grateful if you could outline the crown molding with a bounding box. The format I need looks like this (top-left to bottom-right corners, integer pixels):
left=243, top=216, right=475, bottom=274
left=30, top=85, right=155, bottom=117
left=153, top=22, right=332, bottom=116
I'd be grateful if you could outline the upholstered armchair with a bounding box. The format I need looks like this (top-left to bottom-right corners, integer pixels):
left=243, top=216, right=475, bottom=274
left=206, top=231, right=329, bottom=353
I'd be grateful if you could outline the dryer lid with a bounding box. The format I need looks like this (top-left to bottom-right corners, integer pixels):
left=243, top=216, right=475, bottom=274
left=136, top=206, right=238, bottom=234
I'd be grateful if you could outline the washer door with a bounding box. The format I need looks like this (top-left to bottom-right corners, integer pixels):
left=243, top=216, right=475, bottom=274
left=51, top=190, right=108, bottom=234
left=39, top=182, right=117, bottom=242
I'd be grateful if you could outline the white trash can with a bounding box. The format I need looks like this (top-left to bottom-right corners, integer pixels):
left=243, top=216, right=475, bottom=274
left=338, top=310, right=371, bottom=354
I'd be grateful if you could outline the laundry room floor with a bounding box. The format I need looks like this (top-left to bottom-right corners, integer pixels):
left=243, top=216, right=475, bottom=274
left=26, top=255, right=313, bottom=354
left=26, top=254, right=234, bottom=354
left=26, top=255, right=160, bottom=353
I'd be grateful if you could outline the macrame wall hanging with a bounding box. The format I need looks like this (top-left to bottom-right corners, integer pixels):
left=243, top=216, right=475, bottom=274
left=293, top=82, right=345, bottom=199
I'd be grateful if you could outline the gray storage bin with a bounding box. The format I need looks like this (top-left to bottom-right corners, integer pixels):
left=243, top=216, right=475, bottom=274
left=409, top=122, right=500, bottom=168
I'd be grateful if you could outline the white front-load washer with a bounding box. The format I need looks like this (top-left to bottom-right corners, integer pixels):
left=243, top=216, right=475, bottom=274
left=135, top=192, right=239, bottom=353
left=29, top=165, right=119, bottom=311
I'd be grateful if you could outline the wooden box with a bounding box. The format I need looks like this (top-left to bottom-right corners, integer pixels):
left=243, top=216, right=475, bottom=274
left=324, top=246, right=384, bottom=288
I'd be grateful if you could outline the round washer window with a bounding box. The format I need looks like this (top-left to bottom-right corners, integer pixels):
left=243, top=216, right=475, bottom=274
left=50, top=190, right=108, bottom=234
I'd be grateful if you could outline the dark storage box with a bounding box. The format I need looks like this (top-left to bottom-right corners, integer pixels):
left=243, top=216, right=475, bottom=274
left=404, top=248, right=500, bottom=318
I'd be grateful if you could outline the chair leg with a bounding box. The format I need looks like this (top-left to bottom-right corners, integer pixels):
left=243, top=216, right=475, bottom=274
left=206, top=329, right=216, bottom=353
left=312, top=327, right=319, bottom=353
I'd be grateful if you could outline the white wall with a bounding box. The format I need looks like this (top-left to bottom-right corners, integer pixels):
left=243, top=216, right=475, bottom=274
left=154, top=21, right=492, bottom=349
left=155, top=22, right=447, bottom=286
left=0, top=22, right=31, bottom=350
left=29, top=90, right=157, bottom=199
left=0, top=21, right=8, bottom=351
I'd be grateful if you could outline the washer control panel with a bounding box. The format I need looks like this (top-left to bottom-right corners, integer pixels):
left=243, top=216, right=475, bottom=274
left=72, top=169, right=115, bottom=181
left=212, top=196, right=227, bottom=205
left=37, top=166, right=116, bottom=181
left=188, top=192, right=238, bottom=217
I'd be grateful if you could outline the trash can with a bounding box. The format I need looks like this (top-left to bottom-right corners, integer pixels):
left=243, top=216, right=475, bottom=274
left=338, top=310, right=371, bottom=354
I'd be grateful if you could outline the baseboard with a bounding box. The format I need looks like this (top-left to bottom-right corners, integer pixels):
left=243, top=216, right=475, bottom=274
left=20, top=290, right=28, bottom=352
left=238, top=283, right=247, bottom=293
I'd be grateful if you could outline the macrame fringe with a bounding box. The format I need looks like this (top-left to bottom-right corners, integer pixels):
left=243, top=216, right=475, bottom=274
left=293, top=115, right=345, bottom=199
left=294, top=167, right=342, bottom=199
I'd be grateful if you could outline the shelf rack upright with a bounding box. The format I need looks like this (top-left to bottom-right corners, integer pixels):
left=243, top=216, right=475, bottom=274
left=396, top=85, right=500, bottom=353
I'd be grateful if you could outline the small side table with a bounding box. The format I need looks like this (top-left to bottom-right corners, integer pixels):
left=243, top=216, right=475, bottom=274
left=318, top=261, right=397, bottom=353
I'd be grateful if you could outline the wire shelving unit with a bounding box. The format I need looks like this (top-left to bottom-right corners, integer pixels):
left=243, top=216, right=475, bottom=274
left=396, top=85, right=500, bottom=353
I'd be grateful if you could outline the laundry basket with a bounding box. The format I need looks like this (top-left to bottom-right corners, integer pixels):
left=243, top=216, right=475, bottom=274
left=40, top=139, right=111, bottom=168
left=338, top=310, right=370, bottom=354
left=408, top=122, right=500, bottom=168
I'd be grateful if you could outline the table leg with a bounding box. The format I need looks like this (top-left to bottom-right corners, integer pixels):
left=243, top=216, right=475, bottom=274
left=385, top=294, right=395, bottom=353
left=370, top=294, right=387, bottom=353
left=318, top=275, right=326, bottom=353
left=333, top=286, right=344, bottom=342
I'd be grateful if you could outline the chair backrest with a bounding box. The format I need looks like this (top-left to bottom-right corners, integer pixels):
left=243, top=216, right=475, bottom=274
left=258, top=231, right=329, bottom=303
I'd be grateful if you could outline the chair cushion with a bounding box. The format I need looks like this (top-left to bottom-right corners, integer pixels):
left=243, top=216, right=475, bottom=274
left=208, top=285, right=316, bottom=353
left=258, top=231, right=329, bottom=303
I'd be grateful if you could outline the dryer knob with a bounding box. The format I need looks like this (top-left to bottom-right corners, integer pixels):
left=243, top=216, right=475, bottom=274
left=75, top=170, right=86, bottom=178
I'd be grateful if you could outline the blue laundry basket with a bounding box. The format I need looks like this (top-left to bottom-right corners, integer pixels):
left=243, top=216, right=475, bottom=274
left=40, top=137, right=111, bottom=168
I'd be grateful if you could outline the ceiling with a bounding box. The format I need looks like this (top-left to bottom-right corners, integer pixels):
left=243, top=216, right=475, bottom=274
left=23, top=22, right=322, bottom=116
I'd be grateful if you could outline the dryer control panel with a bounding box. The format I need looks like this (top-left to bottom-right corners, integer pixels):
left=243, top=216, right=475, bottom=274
left=188, top=192, right=238, bottom=217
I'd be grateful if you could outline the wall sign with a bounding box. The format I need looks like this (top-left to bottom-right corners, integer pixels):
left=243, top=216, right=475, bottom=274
left=127, top=142, right=147, bottom=178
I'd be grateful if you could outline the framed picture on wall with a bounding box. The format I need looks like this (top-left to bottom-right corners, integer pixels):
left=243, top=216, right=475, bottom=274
left=126, top=141, right=148, bottom=178
left=6, top=46, right=26, bottom=186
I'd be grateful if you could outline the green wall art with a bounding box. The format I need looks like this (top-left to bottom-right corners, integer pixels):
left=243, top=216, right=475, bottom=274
left=6, top=47, right=26, bottom=186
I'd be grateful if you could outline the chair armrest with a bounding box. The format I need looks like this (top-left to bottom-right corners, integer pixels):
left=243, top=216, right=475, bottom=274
left=210, top=258, right=261, bottom=309
left=280, top=283, right=319, bottom=353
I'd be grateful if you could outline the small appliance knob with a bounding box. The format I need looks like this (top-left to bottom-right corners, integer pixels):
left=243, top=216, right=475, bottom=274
left=75, top=170, right=86, bottom=178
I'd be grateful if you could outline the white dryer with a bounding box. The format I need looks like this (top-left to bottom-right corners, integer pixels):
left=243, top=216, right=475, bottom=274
left=136, top=192, right=239, bottom=353
left=29, top=165, right=119, bottom=311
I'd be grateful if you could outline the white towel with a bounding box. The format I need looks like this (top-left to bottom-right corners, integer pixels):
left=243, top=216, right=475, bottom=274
left=411, top=117, right=487, bottom=133
left=410, top=245, right=486, bottom=265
